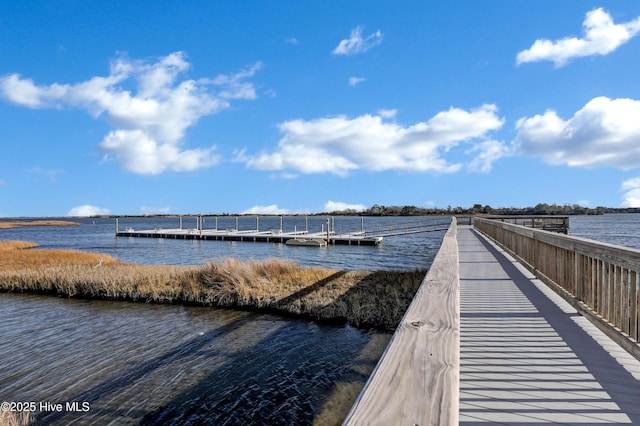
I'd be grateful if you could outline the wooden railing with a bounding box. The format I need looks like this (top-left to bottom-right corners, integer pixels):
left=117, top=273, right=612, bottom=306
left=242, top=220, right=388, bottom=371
left=344, top=218, right=459, bottom=425
left=475, top=218, right=640, bottom=359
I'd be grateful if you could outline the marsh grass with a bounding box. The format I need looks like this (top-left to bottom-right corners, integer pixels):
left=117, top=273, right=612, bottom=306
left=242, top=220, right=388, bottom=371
left=0, top=241, right=424, bottom=330
left=0, top=410, right=31, bottom=426
left=0, top=220, right=81, bottom=229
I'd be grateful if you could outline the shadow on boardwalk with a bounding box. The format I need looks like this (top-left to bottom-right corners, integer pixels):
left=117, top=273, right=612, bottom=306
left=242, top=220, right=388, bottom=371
left=459, top=227, right=640, bottom=425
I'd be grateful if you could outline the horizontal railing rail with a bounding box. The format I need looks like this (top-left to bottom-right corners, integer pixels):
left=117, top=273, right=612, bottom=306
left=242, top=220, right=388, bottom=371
left=474, top=217, right=640, bottom=359
left=344, top=218, right=459, bottom=425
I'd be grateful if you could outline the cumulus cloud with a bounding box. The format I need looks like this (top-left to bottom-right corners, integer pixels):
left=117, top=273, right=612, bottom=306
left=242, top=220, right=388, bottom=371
left=324, top=200, right=367, bottom=212
left=241, top=204, right=289, bottom=215
left=246, top=105, right=504, bottom=176
left=517, top=8, right=640, bottom=67
left=332, top=26, right=383, bottom=56
left=348, top=77, right=366, bottom=86
left=514, top=97, right=640, bottom=168
left=0, top=52, right=261, bottom=175
left=67, top=205, right=111, bottom=216
left=621, top=178, right=640, bottom=207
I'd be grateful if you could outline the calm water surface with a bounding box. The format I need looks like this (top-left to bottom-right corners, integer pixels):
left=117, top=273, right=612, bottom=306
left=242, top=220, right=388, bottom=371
left=0, top=216, right=445, bottom=424
left=0, top=216, right=449, bottom=270
left=569, top=213, right=640, bottom=249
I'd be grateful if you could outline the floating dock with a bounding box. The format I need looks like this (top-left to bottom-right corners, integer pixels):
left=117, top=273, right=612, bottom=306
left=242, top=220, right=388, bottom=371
left=116, top=227, right=383, bottom=246
left=115, top=216, right=451, bottom=247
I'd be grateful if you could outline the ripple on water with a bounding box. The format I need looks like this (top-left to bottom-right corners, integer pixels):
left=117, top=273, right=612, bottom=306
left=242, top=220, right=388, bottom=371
left=0, top=294, right=390, bottom=425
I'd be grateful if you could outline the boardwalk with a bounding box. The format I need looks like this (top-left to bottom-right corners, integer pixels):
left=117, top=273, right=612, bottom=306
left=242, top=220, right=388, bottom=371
left=458, top=225, right=640, bottom=425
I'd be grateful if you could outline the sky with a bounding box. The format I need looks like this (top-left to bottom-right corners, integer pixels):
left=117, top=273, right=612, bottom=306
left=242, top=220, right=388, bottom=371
left=2, top=1, right=640, bottom=217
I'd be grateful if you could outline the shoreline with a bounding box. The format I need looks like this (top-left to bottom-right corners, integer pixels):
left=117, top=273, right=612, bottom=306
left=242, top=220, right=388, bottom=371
left=0, top=241, right=424, bottom=331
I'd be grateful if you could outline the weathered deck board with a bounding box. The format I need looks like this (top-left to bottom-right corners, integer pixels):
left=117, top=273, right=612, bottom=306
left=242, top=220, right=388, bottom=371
left=459, top=225, right=640, bottom=424
left=344, top=218, right=459, bottom=425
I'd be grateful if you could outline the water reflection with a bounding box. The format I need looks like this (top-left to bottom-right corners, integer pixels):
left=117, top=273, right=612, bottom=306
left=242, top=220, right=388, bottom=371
left=0, top=294, right=390, bottom=425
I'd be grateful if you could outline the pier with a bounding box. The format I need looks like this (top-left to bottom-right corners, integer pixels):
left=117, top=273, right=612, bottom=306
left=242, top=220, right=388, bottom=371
left=346, top=216, right=640, bottom=425
left=115, top=215, right=450, bottom=246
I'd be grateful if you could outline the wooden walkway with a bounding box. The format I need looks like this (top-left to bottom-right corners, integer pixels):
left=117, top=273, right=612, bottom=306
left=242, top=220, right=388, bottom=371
left=458, top=225, right=640, bottom=425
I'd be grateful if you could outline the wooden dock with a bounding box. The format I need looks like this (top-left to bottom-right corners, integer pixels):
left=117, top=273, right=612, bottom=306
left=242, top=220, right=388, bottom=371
left=114, top=216, right=451, bottom=246
left=116, top=227, right=384, bottom=246
left=346, top=218, right=640, bottom=425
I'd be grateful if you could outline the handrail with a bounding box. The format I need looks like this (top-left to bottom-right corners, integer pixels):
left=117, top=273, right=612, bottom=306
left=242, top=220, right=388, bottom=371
left=344, top=218, right=459, bottom=425
left=474, top=217, right=640, bottom=359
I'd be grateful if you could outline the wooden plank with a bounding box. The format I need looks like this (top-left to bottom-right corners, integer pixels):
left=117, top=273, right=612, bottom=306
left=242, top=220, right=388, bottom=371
left=344, top=219, right=459, bottom=425
left=622, top=268, right=630, bottom=335
left=475, top=217, right=640, bottom=361
left=632, top=270, right=639, bottom=342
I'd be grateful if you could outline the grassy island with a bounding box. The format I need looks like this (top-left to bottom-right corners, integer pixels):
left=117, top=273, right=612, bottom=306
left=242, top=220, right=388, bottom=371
left=0, top=240, right=424, bottom=330
left=0, top=220, right=81, bottom=229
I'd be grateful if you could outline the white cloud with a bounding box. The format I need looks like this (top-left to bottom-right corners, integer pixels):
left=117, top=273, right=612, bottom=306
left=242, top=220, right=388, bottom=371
left=621, top=178, right=640, bottom=207
left=348, top=77, right=366, bottom=86
left=332, top=26, right=383, bottom=56
left=241, top=204, right=289, bottom=215
left=0, top=52, right=261, bottom=175
left=517, top=8, right=640, bottom=67
left=378, top=109, right=397, bottom=119
left=100, top=129, right=219, bottom=175
left=246, top=105, right=504, bottom=176
left=514, top=97, right=640, bottom=169
left=466, top=140, right=509, bottom=173
left=67, top=205, right=111, bottom=216
left=324, top=200, right=366, bottom=212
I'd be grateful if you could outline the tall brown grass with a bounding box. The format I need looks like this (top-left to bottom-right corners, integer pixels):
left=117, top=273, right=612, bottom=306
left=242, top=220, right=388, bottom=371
left=0, top=410, right=31, bottom=426
left=0, top=220, right=81, bottom=229
left=0, top=241, right=424, bottom=330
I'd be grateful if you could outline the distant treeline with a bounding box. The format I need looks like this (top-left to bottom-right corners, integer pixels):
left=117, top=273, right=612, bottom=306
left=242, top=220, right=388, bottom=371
left=327, top=203, right=640, bottom=216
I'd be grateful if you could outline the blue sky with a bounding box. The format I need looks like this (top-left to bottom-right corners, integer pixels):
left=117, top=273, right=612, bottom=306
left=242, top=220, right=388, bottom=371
left=2, top=1, right=640, bottom=217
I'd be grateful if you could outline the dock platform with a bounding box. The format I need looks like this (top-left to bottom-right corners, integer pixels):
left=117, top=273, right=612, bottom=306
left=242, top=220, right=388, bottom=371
left=116, top=228, right=384, bottom=246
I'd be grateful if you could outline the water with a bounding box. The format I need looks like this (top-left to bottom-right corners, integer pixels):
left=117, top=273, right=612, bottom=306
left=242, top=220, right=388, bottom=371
left=0, top=216, right=445, bottom=424
left=0, top=294, right=388, bottom=425
left=0, top=216, right=449, bottom=271
left=569, top=213, right=640, bottom=250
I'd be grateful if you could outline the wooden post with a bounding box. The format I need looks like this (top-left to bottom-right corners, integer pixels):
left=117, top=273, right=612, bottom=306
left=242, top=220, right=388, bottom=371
left=180, top=216, right=183, bottom=230
left=256, top=216, right=259, bottom=231
left=326, top=218, right=330, bottom=242
left=631, top=271, right=638, bottom=341
left=280, top=216, right=283, bottom=233
left=236, top=216, right=239, bottom=231
left=115, top=218, right=119, bottom=234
